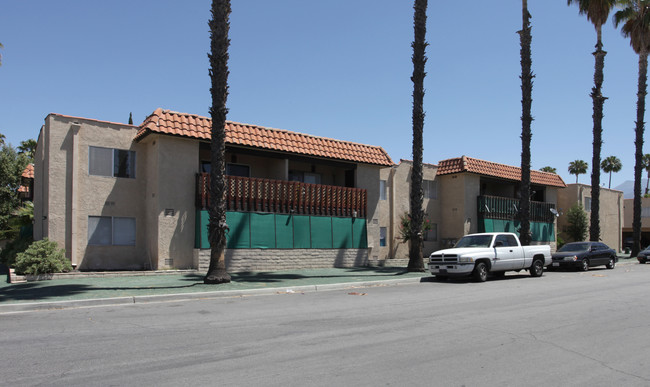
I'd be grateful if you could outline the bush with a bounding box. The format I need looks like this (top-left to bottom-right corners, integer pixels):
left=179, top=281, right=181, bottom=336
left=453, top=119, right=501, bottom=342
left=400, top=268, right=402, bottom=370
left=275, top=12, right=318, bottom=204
left=14, top=239, right=71, bottom=275
left=0, top=234, right=33, bottom=268
left=566, top=203, right=588, bottom=242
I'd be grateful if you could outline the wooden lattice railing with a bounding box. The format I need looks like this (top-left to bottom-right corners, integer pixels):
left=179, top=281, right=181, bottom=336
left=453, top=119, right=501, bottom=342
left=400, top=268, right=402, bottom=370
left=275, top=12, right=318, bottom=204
left=196, top=173, right=367, bottom=218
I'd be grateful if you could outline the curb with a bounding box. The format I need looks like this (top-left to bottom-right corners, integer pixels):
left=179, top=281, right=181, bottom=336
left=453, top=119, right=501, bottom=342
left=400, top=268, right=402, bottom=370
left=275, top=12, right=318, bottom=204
left=0, top=277, right=425, bottom=313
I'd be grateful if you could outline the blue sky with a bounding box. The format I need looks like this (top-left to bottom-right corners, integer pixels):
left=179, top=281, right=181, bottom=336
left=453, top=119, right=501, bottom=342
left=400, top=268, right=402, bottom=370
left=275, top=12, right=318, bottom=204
left=0, top=1, right=645, bottom=191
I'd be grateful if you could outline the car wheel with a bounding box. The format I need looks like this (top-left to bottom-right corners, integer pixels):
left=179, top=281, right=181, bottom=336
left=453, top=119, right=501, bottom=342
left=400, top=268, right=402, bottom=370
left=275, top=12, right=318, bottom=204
left=581, top=259, right=589, bottom=271
left=606, top=257, right=615, bottom=269
left=530, top=259, right=544, bottom=277
left=473, top=262, right=488, bottom=282
left=640, top=258, right=647, bottom=264
left=436, top=275, right=448, bottom=281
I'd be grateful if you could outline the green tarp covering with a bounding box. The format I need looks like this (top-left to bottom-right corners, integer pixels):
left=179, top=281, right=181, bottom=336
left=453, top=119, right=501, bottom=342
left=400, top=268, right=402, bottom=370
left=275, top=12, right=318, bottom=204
left=196, top=210, right=368, bottom=249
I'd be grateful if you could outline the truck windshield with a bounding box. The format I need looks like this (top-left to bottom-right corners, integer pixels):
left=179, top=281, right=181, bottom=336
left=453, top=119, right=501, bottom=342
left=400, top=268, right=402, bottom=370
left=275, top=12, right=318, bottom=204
left=454, top=235, right=493, bottom=248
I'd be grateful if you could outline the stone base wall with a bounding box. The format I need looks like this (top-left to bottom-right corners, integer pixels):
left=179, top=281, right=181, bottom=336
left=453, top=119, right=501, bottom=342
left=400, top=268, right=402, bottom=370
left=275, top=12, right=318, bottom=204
left=194, top=249, right=370, bottom=272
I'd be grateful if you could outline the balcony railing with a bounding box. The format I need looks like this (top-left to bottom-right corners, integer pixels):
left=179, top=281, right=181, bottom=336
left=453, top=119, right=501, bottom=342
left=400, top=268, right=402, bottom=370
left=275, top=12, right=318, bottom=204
left=478, top=195, right=556, bottom=223
left=197, top=173, right=367, bottom=218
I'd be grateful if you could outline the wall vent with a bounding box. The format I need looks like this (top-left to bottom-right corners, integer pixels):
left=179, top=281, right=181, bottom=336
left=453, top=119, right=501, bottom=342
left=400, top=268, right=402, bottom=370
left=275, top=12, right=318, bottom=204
left=164, top=258, right=173, bottom=266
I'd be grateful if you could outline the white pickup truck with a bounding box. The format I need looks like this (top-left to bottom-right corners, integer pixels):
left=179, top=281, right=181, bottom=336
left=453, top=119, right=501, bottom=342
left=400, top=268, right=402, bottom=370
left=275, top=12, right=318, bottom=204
left=428, top=232, right=552, bottom=282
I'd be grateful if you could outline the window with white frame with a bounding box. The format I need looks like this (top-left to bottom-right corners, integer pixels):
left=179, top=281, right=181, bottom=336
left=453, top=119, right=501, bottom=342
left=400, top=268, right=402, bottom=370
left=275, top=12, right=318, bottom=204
left=584, top=197, right=592, bottom=212
left=89, top=146, right=136, bottom=178
left=423, top=180, right=437, bottom=199
left=88, top=216, right=136, bottom=246
left=379, top=180, right=387, bottom=200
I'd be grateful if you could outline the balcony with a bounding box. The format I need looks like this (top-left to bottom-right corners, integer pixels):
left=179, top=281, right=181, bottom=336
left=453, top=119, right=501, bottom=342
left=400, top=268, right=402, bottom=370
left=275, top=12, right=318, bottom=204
left=196, top=173, right=367, bottom=218
left=478, top=195, right=556, bottom=223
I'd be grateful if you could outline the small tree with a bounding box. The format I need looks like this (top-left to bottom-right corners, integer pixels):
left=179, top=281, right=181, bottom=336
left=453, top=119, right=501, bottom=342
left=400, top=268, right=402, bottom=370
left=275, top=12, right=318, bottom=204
left=566, top=203, right=588, bottom=242
left=399, top=212, right=432, bottom=242
left=0, top=143, right=29, bottom=239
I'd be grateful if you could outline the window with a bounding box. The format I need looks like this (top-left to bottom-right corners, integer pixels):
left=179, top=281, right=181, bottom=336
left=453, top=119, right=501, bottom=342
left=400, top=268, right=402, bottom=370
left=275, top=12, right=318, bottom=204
left=379, top=180, right=387, bottom=200
left=379, top=227, right=387, bottom=247
left=423, top=223, right=438, bottom=242
left=289, top=170, right=321, bottom=184
left=423, top=180, right=437, bottom=199
left=89, top=146, right=136, bottom=178
left=584, top=197, right=592, bottom=212
left=226, top=163, right=250, bottom=177
left=495, top=234, right=518, bottom=247
left=88, top=216, right=136, bottom=246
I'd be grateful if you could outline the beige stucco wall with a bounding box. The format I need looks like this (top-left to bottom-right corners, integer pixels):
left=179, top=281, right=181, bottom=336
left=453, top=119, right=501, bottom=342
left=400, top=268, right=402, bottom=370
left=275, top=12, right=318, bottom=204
left=356, top=163, right=390, bottom=260
left=438, top=173, right=481, bottom=243
left=146, top=135, right=199, bottom=269
left=557, top=184, right=623, bottom=251
left=33, top=115, right=147, bottom=270
left=623, top=197, right=650, bottom=230
left=388, top=161, right=440, bottom=259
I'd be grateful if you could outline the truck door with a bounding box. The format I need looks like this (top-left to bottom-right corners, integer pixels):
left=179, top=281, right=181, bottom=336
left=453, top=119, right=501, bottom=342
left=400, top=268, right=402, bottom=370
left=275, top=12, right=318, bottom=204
left=493, top=234, right=520, bottom=271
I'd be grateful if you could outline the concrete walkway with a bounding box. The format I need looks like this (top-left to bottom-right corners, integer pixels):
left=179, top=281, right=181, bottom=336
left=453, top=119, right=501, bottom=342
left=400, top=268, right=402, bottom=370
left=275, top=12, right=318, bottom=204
left=1, top=256, right=638, bottom=313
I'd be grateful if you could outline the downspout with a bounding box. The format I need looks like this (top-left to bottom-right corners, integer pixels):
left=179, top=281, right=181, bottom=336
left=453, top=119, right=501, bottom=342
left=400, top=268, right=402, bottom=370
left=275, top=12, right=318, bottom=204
left=70, top=122, right=81, bottom=268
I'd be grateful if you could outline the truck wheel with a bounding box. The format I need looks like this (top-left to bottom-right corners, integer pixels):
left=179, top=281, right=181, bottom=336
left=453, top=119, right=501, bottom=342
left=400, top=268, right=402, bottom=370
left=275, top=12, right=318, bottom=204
left=530, top=259, right=544, bottom=277
left=606, top=257, right=615, bottom=269
left=580, top=259, right=589, bottom=271
left=473, top=262, right=488, bottom=282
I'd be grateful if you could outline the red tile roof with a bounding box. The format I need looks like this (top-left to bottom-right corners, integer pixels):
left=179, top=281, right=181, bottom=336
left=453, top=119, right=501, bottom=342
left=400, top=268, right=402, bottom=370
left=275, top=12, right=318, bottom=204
left=437, top=156, right=566, bottom=188
left=22, top=164, right=34, bottom=179
left=135, top=108, right=393, bottom=166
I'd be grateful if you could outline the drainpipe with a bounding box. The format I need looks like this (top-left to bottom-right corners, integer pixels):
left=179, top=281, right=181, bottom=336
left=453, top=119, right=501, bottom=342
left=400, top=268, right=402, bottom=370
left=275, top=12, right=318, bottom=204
left=70, top=122, right=81, bottom=268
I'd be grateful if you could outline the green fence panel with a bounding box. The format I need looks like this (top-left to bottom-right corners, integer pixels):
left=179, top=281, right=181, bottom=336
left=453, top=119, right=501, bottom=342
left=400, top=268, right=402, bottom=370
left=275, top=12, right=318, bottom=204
left=226, top=212, right=251, bottom=248
left=196, top=210, right=211, bottom=249
left=293, top=215, right=311, bottom=248
left=332, top=217, right=353, bottom=248
left=352, top=218, right=368, bottom=248
left=310, top=216, right=333, bottom=248
left=250, top=213, right=276, bottom=248
left=275, top=214, right=294, bottom=248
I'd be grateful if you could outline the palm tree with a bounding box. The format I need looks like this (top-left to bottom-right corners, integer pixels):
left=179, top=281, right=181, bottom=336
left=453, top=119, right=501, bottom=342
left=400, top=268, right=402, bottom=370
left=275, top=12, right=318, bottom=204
left=642, top=153, right=650, bottom=194
left=567, top=0, right=616, bottom=243
left=518, top=0, right=534, bottom=246
left=540, top=166, right=557, bottom=173
left=600, top=155, right=622, bottom=188
left=569, top=160, right=589, bottom=183
left=614, top=0, right=650, bottom=257
left=18, top=139, right=37, bottom=161
left=408, top=0, right=428, bottom=272
left=204, top=0, right=232, bottom=284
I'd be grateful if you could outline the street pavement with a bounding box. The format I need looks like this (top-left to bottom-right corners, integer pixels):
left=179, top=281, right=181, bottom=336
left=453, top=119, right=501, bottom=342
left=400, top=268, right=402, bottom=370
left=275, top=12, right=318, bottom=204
left=0, top=256, right=637, bottom=313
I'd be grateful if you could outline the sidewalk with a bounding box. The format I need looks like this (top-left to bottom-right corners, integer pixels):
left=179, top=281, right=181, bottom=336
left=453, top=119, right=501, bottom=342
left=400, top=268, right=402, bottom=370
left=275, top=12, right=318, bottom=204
left=1, top=256, right=638, bottom=313
left=0, top=267, right=429, bottom=313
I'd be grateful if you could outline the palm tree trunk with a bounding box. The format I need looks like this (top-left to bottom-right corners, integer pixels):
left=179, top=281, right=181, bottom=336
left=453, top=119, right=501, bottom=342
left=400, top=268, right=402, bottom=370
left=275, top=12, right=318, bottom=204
left=518, top=0, right=533, bottom=246
left=408, top=0, right=428, bottom=272
left=204, top=0, right=232, bottom=284
left=632, top=52, right=648, bottom=257
left=590, top=24, right=606, bottom=242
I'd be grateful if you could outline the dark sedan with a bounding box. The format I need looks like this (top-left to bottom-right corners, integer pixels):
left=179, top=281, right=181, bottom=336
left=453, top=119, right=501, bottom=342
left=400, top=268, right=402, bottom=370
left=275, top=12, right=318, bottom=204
left=637, top=246, right=650, bottom=264
left=551, top=242, right=617, bottom=271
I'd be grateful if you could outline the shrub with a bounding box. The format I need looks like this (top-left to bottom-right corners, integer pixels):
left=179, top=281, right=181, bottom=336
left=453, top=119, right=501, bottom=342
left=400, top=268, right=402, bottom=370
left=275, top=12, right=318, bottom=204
left=398, top=212, right=432, bottom=242
left=566, top=203, right=588, bottom=242
left=14, top=239, right=71, bottom=275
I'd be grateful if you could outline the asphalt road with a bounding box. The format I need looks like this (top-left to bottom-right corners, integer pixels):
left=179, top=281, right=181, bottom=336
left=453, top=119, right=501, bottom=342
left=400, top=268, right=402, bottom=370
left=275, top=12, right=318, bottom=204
left=2, top=263, right=650, bottom=386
